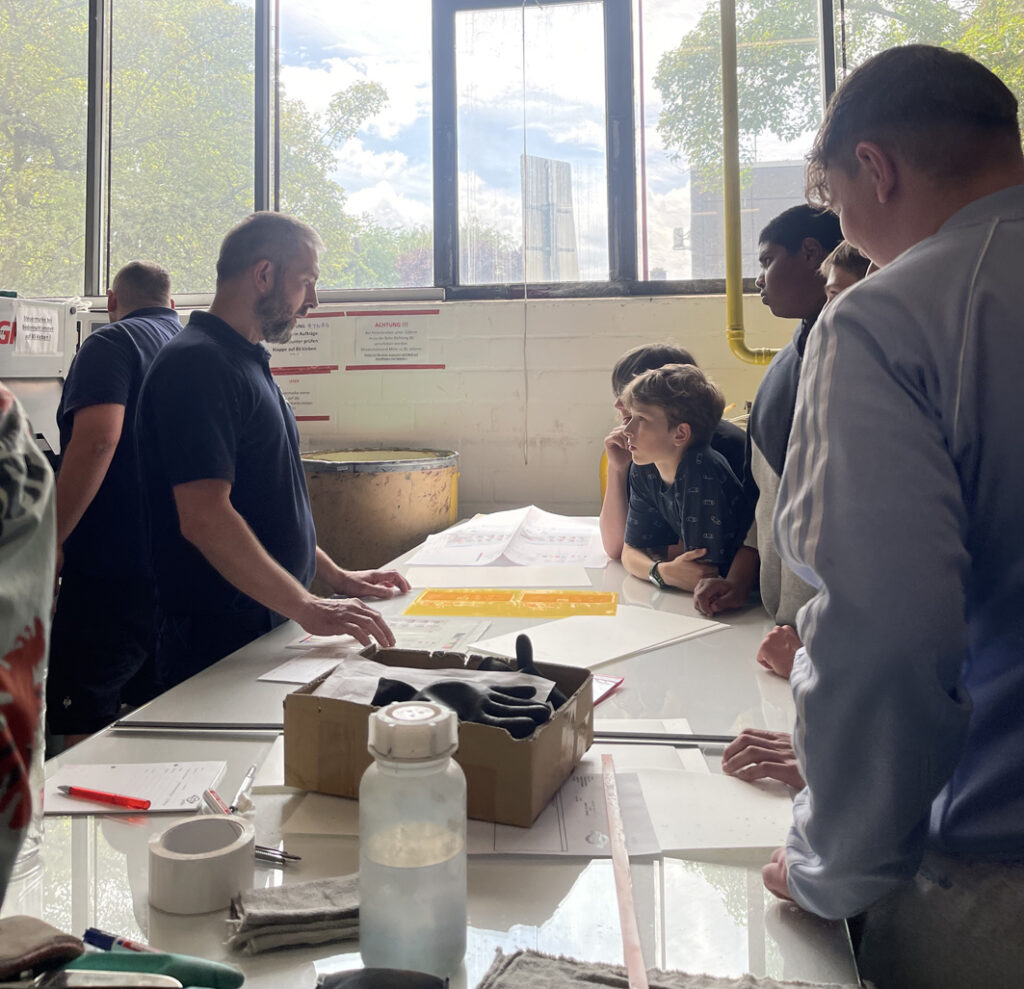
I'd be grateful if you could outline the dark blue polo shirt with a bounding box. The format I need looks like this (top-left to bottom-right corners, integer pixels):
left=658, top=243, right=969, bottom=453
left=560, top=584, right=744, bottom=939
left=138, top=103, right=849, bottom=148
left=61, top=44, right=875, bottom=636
left=57, top=307, right=181, bottom=577
left=624, top=443, right=750, bottom=575
left=136, top=310, right=317, bottom=621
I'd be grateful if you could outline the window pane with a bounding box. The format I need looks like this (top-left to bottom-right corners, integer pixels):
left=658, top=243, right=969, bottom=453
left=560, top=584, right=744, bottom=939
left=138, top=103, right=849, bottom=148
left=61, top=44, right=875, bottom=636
left=278, top=0, right=433, bottom=289
left=107, top=0, right=255, bottom=295
left=0, top=0, right=88, bottom=296
left=456, top=3, right=608, bottom=285
left=644, top=0, right=822, bottom=279
left=833, top=0, right=1019, bottom=138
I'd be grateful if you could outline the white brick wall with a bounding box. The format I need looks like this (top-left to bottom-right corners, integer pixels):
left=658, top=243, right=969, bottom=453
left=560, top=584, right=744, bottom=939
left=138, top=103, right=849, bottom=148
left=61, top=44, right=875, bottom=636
left=300, top=294, right=789, bottom=518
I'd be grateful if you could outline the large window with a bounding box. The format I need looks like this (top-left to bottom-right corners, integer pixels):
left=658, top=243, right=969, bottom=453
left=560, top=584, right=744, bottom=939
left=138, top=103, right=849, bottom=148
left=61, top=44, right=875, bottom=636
left=107, top=0, right=256, bottom=294
left=277, top=0, right=434, bottom=289
left=2, top=0, right=1018, bottom=298
left=0, top=0, right=89, bottom=297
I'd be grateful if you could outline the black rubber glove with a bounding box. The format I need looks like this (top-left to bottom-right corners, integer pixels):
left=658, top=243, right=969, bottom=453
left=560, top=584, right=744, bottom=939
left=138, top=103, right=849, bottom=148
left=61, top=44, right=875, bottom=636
left=515, top=634, right=568, bottom=709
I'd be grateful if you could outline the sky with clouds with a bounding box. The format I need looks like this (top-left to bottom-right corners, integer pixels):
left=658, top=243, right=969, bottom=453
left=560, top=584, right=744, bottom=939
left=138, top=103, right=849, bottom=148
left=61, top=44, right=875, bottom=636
left=277, top=0, right=813, bottom=281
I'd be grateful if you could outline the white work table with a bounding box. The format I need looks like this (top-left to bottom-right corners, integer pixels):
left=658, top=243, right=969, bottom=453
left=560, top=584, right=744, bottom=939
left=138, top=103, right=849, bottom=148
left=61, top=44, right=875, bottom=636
left=6, top=551, right=859, bottom=988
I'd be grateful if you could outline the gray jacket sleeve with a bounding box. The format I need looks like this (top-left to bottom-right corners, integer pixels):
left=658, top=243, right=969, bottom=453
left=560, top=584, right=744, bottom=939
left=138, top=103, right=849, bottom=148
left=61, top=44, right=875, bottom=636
left=774, top=288, right=973, bottom=920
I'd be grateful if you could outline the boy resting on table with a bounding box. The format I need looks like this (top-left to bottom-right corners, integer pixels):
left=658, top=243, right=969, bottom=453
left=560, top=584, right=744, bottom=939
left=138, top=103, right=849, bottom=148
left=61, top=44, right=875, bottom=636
left=618, top=364, right=751, bottom=594
left=600, top=342, right=745, bottom=560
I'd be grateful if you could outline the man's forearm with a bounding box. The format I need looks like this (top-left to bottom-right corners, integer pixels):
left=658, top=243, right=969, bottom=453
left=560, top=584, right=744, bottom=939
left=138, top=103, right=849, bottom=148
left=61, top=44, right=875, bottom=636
left=179, top=498, right=313, bottom=623
left=55, top=418, right=121, bottom=547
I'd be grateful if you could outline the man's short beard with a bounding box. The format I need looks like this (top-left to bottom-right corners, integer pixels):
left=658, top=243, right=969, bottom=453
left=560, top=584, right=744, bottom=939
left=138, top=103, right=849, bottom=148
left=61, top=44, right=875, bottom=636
left=257, top=290, right=297, bottom=343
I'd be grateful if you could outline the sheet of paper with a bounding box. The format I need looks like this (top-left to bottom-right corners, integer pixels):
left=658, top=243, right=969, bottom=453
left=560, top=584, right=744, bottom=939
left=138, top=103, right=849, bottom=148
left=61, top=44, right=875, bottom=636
left=467, top=771, right=658, bottom=857
left=404, top=588, right=617, bottom=619
left=592, top=674, right=624, bottom=705
left=258, top=655, right=346, bottom=685
left=405, top=565, right=591, bottom=588
left=44, top=761, right=226, bottom=815
left=407, top=507, right=609, bottom=568
left=282, top=792, right=359, bottom=836
left=637, top=769, right=794, bottom=853
left=472, top=605, right=723, bottom=668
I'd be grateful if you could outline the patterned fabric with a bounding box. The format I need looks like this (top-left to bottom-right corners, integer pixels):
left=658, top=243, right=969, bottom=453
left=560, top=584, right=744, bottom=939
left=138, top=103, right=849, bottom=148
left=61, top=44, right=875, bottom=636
left=624, top=443, right=749, bottom=575
left=0, top=385, right=55, bottom=901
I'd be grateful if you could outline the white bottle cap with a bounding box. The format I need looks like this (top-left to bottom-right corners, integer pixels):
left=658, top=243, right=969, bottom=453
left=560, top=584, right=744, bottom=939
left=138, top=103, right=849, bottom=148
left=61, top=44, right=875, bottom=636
left=368, top=701, right=458, bottom=761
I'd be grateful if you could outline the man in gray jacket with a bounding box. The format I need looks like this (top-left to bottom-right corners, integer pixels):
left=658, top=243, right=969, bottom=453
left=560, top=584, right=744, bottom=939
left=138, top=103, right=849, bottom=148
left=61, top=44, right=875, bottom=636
left=765, top=45, right=1024, bottom=988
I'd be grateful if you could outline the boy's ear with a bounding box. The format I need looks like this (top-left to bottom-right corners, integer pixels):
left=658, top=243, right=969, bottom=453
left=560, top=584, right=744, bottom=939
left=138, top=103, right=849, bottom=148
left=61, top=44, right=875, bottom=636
left=800, top=237, right=826, bottom=268
left=672, top=421, right=692, bottom=447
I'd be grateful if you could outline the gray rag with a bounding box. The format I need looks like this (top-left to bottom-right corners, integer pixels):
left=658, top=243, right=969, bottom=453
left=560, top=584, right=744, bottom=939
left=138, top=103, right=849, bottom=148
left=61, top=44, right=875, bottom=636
left=226, top=873, right=359, bottom=955
left=475, top=950, right=867, bottom=989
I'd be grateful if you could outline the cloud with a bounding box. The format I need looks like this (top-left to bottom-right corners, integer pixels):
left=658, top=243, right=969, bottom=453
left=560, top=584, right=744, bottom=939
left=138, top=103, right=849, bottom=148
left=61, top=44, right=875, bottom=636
left=346, top=181, right=432, bottom=228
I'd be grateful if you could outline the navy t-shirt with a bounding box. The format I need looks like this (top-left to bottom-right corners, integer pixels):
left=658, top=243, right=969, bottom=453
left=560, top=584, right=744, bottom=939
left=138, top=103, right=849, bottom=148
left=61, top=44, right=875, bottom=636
left=57, top=307, right=181, bottom=577
left=711, top=419, right=746, bottom=480
left=136, top=311, right=317, bottom=619
left=624, top=443, right=751, bottom=575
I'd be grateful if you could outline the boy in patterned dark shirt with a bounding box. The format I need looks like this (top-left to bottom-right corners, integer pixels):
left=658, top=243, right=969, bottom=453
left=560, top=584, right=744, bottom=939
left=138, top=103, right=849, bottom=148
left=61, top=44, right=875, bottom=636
left=619, top=364, right=751, bottom=594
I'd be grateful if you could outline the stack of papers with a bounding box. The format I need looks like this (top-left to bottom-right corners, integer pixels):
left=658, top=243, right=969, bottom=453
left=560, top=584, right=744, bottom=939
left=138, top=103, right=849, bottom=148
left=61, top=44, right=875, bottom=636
left=45, top=761, right=226, bottom=815
left=407, top=506, right=608, bottom=568
left=471, top=605, right=723, bottom=669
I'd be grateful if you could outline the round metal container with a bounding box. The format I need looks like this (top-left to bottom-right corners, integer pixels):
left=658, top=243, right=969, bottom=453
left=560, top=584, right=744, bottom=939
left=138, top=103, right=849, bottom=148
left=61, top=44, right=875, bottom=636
left=302, top=449, right=459, bottom=570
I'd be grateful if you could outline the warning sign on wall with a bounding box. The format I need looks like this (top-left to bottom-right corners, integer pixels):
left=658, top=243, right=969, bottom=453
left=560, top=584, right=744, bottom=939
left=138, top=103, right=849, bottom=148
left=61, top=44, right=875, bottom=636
left=350, top=309, right=443, bottom=370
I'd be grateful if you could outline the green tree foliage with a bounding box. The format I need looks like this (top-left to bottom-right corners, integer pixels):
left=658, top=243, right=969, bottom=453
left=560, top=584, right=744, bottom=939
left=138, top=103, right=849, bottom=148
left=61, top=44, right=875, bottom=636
left=654, top=0, right=1018, bottom=194
left=0, top=0, right=89, bottom=295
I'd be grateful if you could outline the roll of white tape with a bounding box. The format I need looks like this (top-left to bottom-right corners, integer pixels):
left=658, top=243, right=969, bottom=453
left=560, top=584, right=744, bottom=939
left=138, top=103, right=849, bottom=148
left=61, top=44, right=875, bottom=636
left=149, top=815, right=255, bottom=914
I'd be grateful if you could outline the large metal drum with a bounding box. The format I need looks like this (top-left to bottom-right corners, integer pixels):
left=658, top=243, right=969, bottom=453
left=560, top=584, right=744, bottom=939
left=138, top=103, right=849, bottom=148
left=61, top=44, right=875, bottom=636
left=302, top=449, right=459, bottom=570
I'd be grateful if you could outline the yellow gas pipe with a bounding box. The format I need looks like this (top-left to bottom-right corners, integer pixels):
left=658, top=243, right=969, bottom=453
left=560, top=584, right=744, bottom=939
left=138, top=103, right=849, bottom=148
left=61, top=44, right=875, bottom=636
left=721, top=0, right=777, bottom=366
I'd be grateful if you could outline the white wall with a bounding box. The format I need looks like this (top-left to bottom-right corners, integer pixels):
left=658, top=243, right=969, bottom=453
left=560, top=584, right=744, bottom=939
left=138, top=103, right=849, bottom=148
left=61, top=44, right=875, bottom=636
left=294, top=293, right=790, bottom=518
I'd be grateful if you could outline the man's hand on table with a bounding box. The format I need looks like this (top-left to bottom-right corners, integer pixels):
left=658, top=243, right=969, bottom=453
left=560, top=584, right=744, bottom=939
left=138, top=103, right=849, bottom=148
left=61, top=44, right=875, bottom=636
left=693, top=576, right=745, bottom=616
left=756, top=624, right=802, bottom=678
left=762, top=846, right=794, bottom=902
left=328, top=567, right=411, bottom=600
left=722, top=728, right=805, bottom=790
left=297, top=595, right=398, bottom=646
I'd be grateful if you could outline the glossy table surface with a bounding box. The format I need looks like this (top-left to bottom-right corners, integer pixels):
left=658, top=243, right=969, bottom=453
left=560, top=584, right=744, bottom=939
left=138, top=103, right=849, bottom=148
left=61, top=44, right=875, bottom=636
left=7, top=550, right=859, bottom=988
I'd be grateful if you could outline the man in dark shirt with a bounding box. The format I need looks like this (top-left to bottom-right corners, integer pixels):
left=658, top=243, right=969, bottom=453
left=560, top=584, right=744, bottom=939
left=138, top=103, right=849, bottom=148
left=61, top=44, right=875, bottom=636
left=137, top=212, right=409, bottom=690
left=49, top=261, right=181, bottom=745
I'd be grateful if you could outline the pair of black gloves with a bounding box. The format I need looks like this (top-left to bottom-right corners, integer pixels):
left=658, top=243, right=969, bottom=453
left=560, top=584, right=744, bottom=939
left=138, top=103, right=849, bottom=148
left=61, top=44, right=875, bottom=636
left=370, top=635, right=567, bottom=739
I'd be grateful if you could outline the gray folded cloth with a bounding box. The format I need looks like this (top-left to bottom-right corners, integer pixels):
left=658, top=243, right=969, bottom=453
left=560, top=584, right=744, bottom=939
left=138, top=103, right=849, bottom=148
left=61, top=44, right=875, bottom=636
left=226, top=874, right=359, bottom=954
left=476, top=950, right=867, bottom=989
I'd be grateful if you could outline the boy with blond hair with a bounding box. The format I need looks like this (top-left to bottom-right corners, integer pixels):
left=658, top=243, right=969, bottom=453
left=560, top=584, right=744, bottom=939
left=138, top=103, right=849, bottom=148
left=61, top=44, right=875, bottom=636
left=618, top=364, right=751, bottom=593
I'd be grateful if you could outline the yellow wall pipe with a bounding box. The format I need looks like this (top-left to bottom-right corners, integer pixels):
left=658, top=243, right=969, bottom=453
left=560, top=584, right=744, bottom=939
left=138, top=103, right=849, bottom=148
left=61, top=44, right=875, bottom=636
left=720, top=0, right=777, bottom=366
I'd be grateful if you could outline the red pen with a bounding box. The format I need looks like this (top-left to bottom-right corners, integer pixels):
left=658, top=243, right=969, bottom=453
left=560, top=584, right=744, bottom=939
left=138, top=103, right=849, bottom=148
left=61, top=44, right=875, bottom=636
left=57, top=785, right=151, bottom=810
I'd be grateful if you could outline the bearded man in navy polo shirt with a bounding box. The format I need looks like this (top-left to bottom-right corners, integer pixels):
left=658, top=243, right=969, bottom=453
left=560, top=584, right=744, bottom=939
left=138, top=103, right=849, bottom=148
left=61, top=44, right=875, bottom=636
left=138, top=212, right=408, bottom=689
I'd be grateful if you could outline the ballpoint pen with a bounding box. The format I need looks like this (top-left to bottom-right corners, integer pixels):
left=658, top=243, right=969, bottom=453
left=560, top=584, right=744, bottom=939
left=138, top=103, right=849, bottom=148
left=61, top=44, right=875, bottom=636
left=228, top=764, right=257, bottom=813
left=57, top=785, right=151, bottom=810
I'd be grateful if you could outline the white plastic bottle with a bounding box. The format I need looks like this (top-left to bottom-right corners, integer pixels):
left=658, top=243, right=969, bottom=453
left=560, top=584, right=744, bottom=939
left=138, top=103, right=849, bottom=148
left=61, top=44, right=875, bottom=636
left=359, top=701, right=467, bottom=977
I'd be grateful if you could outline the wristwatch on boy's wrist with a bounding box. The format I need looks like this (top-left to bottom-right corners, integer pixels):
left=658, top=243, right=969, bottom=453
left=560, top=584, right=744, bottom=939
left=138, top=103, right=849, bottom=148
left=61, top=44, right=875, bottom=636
left=648, top=559, right=667, bottom=589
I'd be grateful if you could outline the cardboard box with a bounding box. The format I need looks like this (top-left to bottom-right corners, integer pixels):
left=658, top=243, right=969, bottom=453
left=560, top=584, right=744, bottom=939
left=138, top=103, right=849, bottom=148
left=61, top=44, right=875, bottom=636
left=283, top=647, right=593, bottom=827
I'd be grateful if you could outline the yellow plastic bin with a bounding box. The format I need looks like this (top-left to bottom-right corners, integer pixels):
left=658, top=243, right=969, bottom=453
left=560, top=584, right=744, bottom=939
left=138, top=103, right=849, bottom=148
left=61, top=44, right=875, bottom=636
left=302, top=449, right=459, bottom=571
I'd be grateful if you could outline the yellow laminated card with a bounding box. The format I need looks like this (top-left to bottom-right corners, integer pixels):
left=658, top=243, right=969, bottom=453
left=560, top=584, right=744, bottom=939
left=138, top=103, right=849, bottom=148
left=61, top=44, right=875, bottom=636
left=404, top=588, right=619, bottom=619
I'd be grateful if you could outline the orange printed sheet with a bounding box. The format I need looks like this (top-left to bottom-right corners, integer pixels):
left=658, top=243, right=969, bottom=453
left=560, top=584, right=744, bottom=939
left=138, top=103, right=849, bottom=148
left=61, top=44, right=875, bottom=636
left=403, top=588, right=618, bottom=619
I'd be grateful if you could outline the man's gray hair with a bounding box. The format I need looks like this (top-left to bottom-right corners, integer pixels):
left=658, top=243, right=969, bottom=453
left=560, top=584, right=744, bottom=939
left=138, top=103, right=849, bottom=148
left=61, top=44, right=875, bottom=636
left=216, top=212, right=324, bottom=285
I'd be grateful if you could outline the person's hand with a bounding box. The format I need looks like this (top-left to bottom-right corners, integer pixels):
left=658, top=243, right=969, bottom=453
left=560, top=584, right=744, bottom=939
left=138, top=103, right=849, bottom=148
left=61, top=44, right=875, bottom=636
left=693, top=576, right=745, bottom=616
left=603, top=424, right=632, bottom=472
left=330, top=568, right=411, bottom=600
left=762, top=846, right=793, bottom=902
left=659, top=547, right=719, bottom=591
left=756, top=625, right=802, bottom=678
left=722, top=728, right=804, bottom=789
left=297, top=595, right=397, bottom=646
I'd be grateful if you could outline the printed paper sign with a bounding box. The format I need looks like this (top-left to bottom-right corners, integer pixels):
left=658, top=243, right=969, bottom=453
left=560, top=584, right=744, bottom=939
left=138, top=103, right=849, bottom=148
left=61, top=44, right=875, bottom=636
left=351, top=309, right=442, bottom=369
left=14, top=303, right=61, bottom=356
